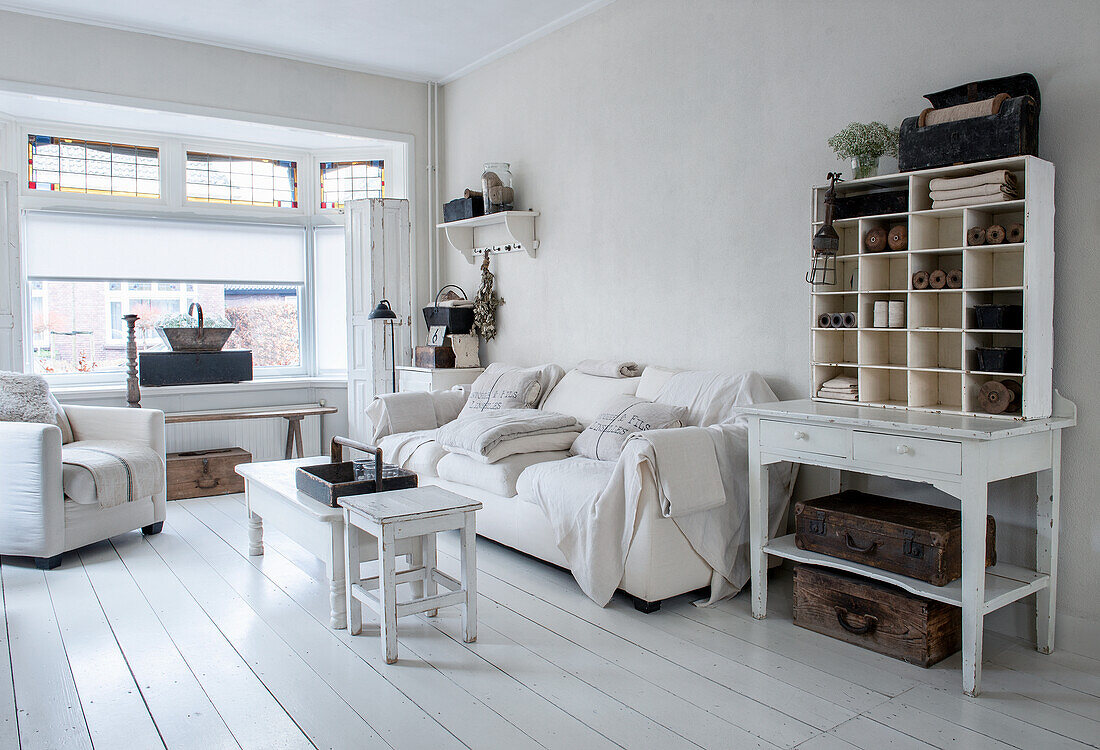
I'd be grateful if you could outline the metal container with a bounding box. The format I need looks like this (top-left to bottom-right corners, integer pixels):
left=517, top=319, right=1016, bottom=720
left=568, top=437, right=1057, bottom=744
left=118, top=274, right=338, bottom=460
left=156, top=302, right=234, bottom=352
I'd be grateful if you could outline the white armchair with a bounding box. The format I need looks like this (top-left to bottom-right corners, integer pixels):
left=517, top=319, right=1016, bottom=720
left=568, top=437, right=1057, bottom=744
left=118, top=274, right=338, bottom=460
left=0, top=405, right=167, bottom=569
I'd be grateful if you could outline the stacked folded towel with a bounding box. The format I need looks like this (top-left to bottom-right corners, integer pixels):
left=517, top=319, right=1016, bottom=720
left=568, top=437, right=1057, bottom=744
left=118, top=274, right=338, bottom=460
left=929, top=170, right=1018, bottom=209
left=817, top=375, right=859, bottom=401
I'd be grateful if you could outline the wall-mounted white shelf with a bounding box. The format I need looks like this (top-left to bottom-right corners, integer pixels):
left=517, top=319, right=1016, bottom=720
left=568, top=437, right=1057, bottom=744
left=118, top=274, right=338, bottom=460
left=437, top=210, right=539, bottom=264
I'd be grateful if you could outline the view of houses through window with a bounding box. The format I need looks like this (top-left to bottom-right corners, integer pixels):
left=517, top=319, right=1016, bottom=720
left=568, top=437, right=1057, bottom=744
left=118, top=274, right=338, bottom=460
left=30, top=279, right=301, bottom=374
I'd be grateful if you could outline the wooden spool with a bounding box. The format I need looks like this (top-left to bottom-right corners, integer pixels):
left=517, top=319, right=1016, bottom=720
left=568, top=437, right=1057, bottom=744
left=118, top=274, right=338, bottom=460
left=1006, top=222, right=1024, bottom=243
left=978, top=380, right=1012, bottom=414
left=986, top=224, right=1006, bottom=244
left=967, top=226, right=986, bottom=246
left=929, top=269, right=948, bottom=289
left=911, top=270, right=930, bottom=290
left=887, top=224, right=908, bottom=251
left=864, top=226, right=887, bottom=252
left=978, top=379, right=1021, bottom=415
left=946, top=269, right=963, bottom=289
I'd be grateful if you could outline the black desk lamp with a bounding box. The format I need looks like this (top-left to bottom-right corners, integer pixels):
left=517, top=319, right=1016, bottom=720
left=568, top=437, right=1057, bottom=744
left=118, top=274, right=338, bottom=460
left=369, top=299, right=398, bottom=393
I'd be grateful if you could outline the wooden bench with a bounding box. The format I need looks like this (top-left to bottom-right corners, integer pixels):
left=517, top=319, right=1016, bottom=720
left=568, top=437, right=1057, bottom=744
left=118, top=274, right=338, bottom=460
left=165, top=403, right=338, bottom=459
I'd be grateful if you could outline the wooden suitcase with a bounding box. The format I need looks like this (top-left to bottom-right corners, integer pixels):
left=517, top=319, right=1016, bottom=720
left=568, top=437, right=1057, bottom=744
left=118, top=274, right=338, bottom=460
left=793, top=565, right=961, bottom=667
left=794, top=491, right=995, bottom=586
left=166, top=447, right=251, bottom=500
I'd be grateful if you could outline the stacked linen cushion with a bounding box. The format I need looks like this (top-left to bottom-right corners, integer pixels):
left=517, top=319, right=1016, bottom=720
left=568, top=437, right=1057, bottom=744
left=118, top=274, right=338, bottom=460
left=817, top=375, right=858, bottom=401
left=929, top=170, right=1018, bottom=209
left=570, top=395, right=687, bottom=461
left=435, top=409, right=581, bottom=463
left=437, top=450, right=570, bottom=497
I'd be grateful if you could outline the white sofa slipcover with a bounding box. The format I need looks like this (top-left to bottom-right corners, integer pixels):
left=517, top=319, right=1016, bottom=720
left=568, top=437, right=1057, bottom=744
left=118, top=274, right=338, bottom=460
left=369, top=367, right=792, bottom=611
left=0, top=404, right=167, bottom=568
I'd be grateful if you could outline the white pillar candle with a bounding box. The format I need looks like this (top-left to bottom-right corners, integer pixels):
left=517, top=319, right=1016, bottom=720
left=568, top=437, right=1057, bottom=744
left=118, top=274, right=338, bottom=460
left=873, top=300, right=889, bottom=328
left=889, top=300, right=905, bottom=328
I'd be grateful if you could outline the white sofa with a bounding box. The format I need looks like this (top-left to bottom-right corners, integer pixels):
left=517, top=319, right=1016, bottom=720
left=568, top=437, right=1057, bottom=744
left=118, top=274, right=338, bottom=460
left=0, top=405, right=167, bottom=569
left=371, top=365, right=792, bottom=611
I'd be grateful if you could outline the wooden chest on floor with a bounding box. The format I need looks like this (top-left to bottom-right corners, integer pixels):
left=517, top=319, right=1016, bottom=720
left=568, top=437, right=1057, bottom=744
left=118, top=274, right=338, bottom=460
left=167, top=447, right=251, bottom=500
left=794, top=491, right=995, bottom=586
left=793, top=565, right=961, bottom=667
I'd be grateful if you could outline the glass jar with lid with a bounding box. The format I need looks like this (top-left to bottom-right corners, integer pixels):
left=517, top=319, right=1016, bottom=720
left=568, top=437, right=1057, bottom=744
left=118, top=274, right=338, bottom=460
left=481, top=162, right=513, bottom=213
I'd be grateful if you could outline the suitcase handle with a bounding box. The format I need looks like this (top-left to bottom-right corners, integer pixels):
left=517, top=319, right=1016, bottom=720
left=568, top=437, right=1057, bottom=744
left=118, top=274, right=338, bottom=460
left=844, top=532, right=879, bottom=555
left=330, top=437, right=385, bottom=491
left=835, top=606, right=878, bottom=636
left=196, top=458, right=220, bottom=490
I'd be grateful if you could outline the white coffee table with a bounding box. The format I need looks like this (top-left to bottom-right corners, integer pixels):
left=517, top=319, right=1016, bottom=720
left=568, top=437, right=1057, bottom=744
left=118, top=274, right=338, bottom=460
left=235, top=457, right=415, bottom=629
left=340, top=486, right=481, bottom=663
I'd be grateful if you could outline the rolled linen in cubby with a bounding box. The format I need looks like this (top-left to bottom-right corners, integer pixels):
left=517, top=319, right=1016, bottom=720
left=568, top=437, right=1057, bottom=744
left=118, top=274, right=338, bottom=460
left=829, top=312, right=845, bottom=329
left=842, top=312, right=858, bottom=329
left=888, top=300, right=905, bottom=328
left=818, top=312, right=832, bottom=329
left=873, top=301, right=888, bottom=328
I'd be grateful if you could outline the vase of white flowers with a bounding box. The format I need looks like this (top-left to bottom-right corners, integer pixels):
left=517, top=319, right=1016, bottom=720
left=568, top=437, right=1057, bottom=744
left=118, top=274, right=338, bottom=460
left=828, top=122, right=900, bottom=180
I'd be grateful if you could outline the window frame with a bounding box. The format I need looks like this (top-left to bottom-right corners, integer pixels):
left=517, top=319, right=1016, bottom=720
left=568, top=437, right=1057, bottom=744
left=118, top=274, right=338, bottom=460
left=14, top=120, right=407, bottom=387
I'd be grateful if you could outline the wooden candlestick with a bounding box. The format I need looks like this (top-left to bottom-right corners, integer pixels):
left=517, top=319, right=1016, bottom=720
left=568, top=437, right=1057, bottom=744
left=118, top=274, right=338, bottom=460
left=123, top=314, right=141, bottom=408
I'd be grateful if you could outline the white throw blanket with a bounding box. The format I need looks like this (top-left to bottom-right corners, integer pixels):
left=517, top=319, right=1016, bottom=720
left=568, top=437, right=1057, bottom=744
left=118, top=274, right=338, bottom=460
left=377, top=429, right=439, bottom=467
left=61, top=440, right=164, bottom=509
left=526, top=370, right=794, bottom=606
left=626, top=427, right=727, bottom=518
left=435, top=409, right=581, bottom=463
left=577, top=359, right=642, bottom=378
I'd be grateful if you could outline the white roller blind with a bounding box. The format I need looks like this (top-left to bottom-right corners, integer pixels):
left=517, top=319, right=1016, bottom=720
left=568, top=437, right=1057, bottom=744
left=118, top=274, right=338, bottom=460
left=24, top=211, right=305, bottom=283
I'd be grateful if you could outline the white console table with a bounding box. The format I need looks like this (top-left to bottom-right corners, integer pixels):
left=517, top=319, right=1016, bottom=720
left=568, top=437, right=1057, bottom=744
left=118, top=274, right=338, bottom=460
left=740, top=394, right=1075, bottom=696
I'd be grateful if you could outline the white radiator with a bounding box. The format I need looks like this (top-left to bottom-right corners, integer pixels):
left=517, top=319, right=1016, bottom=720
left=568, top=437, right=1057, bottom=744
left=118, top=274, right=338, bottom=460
left=166, top=415, right=322, bottom=462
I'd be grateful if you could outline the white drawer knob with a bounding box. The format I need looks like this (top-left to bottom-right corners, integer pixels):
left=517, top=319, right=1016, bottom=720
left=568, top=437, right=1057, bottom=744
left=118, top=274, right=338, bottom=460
left=793, top=431, right=807, bottom=441
left=896, top=444, right=911, bottom=455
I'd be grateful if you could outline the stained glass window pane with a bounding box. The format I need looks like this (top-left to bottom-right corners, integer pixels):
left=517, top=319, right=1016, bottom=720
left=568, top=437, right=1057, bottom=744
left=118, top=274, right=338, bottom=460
left=28, top=135, right=161, bottom=198
left=319, top=159, right=384, bottom=209
left=185, top=151, right=298, bottom=208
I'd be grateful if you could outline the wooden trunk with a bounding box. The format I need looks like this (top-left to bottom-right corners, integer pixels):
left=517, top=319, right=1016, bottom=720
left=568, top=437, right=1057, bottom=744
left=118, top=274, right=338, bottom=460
left=167, top=447, right=251, bottom=500
left=793, top=565, right=961, bottom=667
left=794, top=491, right=995, bottom=586
left=414, top=345, right=455, bottom=368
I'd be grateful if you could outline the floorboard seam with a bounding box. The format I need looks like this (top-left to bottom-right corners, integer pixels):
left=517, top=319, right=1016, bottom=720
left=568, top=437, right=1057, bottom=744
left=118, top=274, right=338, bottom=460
left=0, top=560, right=23, bottom=750
left=39, top=562, right=95, bottom=748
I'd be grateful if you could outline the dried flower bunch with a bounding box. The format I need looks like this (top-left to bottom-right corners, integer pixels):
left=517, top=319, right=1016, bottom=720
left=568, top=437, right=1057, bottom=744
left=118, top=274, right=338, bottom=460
left=828, top=122, right=901, bottom=161
left=157, top=311, right=233, bottom=328
left=472, top=253, right=504, bottom=341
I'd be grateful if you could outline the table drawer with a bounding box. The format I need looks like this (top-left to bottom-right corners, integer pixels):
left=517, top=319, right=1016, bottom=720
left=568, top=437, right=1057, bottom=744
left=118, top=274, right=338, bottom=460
left=760, top=420, right=849, bottom=457
left=852, top=431, right=962, bottom=475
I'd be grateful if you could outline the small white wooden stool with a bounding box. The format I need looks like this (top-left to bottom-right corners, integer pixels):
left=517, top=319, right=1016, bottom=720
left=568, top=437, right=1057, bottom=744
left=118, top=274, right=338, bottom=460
left=339, top=486, right=481, bottom=663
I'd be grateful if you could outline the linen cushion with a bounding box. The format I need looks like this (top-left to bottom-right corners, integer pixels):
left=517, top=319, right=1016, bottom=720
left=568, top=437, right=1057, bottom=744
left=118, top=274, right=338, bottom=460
left=48, top=392, right=75, bottom=444
left=0, top=371, right=57, bottom=426
left=460, top=363, right=556, bottom=417
left=538, top=369, right=640, bottom=426
left=570, top=395, right=686, bottom=461
left=635, top=365, right=679, bottom=401
left=437, top=450, right=570, bottom=497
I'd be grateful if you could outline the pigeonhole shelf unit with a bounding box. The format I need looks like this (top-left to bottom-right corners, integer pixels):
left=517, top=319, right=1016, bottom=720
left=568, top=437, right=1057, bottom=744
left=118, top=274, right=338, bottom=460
left=810, top=155, right=1053, bottom=419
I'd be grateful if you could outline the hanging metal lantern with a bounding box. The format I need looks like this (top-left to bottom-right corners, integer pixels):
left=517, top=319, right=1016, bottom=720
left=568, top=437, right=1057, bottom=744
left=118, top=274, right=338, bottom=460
left=806, top=172, right=843, bottom=286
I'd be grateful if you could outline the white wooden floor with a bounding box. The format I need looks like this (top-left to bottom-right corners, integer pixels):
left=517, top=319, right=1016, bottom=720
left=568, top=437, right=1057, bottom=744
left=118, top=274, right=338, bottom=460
left=3, top=496, right=1099, bottom=750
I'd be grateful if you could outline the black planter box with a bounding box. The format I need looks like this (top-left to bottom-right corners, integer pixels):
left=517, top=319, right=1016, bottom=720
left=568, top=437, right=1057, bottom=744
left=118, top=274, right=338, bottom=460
left=973, top=304, right=1023, bottom=330
left=443, top=196, right=484, bottom=222
left=833, top=189, right=910, bottom=220
left=422, top=305, right=474, bottom=335
left=900, top=73, right=1040, bottom=172
left=975, top=346, right=1022, bottom=373
left=139, top=350, right=253, bottom=386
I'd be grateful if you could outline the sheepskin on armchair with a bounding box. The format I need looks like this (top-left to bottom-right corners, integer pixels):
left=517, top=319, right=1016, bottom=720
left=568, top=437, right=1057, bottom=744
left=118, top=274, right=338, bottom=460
left=0, top=372, right=167, bottom=569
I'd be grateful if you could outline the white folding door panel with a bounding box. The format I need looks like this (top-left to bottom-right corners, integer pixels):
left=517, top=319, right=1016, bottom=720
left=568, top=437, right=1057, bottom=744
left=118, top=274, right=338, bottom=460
left=344, top=198, right=411, bottom=442
left=0, top=172, right=21, bottom=371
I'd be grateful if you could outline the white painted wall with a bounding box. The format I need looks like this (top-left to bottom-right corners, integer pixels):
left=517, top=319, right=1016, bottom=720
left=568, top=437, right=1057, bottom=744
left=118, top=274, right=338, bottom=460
left=439, top=0, right=1100, bottom=655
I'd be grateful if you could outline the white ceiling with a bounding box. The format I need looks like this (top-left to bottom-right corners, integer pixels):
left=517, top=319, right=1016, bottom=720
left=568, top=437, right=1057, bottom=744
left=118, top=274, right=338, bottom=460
left=0, top=0, right=613, bottom=83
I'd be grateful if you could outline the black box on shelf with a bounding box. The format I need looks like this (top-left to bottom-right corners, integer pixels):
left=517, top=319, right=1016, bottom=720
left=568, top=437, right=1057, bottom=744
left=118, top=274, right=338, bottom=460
left=139, top=350, right=253, bottom=386
left=443, top=196, right=484, bottom=222
left=833, top=189, right=909, bottom=220
left=899, top=73, right=1040, bottom=172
